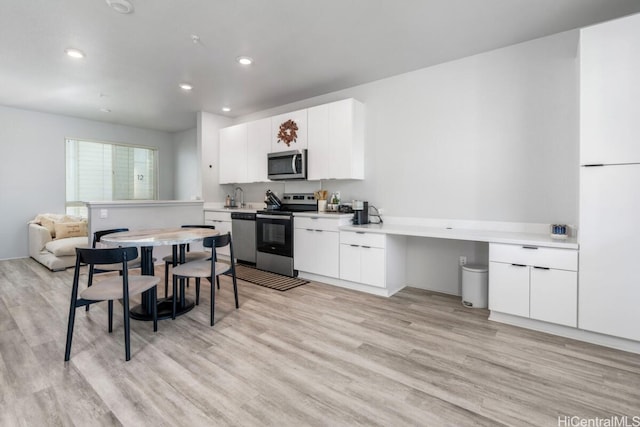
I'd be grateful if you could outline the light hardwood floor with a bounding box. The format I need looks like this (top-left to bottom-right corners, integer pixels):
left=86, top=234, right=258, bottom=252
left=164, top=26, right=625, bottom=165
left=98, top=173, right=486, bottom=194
left=0, top=258, right=638, bottom=426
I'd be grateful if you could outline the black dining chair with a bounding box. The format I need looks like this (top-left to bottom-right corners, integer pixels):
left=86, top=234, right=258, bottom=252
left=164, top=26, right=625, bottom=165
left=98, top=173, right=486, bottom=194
left=162, top=225, right=215, bottom=297
left=92, top=228, right=142, bottom=274
left=170, top=232, right=239, bottom=326
left=64, top=246, right=160, bottom=362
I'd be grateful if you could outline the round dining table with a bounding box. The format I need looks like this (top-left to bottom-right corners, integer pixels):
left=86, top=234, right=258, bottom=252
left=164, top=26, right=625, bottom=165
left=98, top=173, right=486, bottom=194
left=100, top=227, right=219, bottom=321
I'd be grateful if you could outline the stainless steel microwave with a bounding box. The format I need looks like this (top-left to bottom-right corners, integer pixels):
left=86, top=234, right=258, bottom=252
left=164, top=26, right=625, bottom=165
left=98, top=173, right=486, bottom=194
left=268, top=149, right=307, bottom=180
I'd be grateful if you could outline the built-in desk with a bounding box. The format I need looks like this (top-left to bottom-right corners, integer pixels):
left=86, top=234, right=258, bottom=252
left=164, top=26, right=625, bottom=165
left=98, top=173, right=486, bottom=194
left=340, top=222, right=578, bottom=249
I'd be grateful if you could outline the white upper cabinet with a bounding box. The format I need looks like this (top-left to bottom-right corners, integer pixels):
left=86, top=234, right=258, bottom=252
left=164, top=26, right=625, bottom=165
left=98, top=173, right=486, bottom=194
left=219, top=123, right=247, bottom=184
left=246, top=118, right=271, bottom=183
left=307, top=98, right=364, bottom=180
left=219, top=98, right=365, bottom=182
left=271, top=109, right=308, bottom=153
left=580, top=13, right=640, bottom=165
left=307, top=104, right=330, bottom=180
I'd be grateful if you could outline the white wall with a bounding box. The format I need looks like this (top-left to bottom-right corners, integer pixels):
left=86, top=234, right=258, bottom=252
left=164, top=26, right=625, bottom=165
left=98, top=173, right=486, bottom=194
left=173, top=127, right=199, bottom=200
left=211, top=30, right=580, bottom=294
left=0, top=105, right=175, bottom=260
left=234, top=30, right=580, bottom=226
left=198, top=111, right=232, bottom=202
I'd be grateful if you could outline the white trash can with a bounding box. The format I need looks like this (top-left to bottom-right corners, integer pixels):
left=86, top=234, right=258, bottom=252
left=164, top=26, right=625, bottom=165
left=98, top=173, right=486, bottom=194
left=461, top=264, right=488, bottom=308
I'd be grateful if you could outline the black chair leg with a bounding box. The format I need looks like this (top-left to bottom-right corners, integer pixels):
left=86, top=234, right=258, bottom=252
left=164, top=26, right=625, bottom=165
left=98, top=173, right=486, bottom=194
left=216, top=276, right=220, bottom=290
left=64, top=306, right=77, bottom=362
left=232, top=270, right=239, bottom=309
left=123, top=295, right=131, bottom=362
left=196, top=278, right=200, bottom=305
left=210, top=279, right=216, bottom=326
left=152, top=287, right=158, bottom=332
left=108, top=300, right=113, bottom=333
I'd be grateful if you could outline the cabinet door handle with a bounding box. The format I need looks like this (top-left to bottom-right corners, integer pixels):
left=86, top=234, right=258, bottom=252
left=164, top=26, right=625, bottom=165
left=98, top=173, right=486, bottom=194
left=350, top=244, right=359, bottom=247
left=511, top=263, right=527, bottom=267
left=522, top=246, right=538, bottom=250
left=533, top=266, right=550, bottom=270
left=362, top=246, right=371, bottom=249
left=356, top=231, right=365, bottom=234
left=306, top=229, right=314, bottom=231
left=315, top=229, right=323, bottom=232
left=310, top=217, right=319, bottom=220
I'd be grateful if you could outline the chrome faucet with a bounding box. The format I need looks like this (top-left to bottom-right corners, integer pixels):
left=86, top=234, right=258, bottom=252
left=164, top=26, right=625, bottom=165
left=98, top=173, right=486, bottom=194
left=234, top=186, right=245, bottom=208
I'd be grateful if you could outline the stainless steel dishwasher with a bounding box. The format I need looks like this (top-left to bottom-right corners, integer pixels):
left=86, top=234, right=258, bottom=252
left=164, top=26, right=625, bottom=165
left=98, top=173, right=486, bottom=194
left=230, top=212, right=256, bottom=264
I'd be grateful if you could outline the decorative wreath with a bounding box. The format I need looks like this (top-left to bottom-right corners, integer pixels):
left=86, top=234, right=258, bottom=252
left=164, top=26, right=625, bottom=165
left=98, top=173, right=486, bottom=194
left=277, top=119, right=299, bottom=147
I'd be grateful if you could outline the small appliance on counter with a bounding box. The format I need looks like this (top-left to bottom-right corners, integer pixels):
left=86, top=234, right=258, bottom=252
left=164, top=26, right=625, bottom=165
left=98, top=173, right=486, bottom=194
left=352, top=200, right=369, bottom=225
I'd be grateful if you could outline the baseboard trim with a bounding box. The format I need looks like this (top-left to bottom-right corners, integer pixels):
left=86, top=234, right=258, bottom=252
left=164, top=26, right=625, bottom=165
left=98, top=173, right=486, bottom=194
left=297, top=271, right=403, bottom=297
left=489, top=311, right=640, bottom=354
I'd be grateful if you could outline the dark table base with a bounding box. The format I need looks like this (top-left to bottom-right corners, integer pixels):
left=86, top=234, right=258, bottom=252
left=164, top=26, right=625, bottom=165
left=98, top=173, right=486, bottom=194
left=130, top=297, right=195, bottom=321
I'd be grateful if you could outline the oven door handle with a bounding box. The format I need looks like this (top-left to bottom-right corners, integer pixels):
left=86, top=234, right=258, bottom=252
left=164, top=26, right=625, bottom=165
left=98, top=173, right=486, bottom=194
left=257, top=214, right=292, bottom=221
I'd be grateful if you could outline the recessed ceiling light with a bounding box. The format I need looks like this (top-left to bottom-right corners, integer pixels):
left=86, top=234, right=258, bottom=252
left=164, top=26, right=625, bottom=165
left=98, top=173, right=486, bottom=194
left=106, top=0, right=134, bottom=14
left=179, top=83, right=193, bottom=91
left=222, top=107, right=231, bottom=112
left=236, top=56, right=253, bottom=66
left=65, top=48, right=85, bottom=59
left=100, top=108, right=111, bottom=113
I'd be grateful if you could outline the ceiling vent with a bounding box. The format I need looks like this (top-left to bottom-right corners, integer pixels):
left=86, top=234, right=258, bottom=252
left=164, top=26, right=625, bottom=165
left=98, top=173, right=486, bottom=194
left=106, top=0, right=134, bottom=14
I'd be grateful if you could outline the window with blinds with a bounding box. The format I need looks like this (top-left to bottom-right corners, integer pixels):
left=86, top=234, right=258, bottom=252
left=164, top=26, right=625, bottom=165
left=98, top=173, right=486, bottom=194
left=65, top=139, right=158, bottom=216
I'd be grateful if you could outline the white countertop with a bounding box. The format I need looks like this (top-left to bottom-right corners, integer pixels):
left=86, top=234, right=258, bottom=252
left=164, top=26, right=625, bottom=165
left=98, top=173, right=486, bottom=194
left=339, top=222, right=578, bottom=249
left=294, top=212, right=354, bottom=219
left=86, top=200, right=204, bottom=208
left=203, top=203, right=258, bottom=214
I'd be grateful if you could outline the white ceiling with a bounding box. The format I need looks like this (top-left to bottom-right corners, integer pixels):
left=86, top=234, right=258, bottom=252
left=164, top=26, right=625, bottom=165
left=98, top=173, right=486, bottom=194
left=1, top=0, right=639, bottom=133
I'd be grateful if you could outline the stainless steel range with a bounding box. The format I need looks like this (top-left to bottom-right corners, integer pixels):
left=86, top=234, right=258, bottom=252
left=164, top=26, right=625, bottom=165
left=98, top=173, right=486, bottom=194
left=256, top=192, right=317, bottom=277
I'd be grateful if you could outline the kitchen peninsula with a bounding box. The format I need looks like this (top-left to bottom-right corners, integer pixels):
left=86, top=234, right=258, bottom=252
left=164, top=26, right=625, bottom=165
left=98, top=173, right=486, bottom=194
left=85, top=200, right=204, bottom=262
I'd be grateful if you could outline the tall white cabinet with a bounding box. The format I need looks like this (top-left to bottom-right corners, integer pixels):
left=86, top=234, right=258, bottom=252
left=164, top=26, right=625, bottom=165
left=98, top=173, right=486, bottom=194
left=580, top=13, right=640, bottom=165
left=579, top=13, right=640, bottom=342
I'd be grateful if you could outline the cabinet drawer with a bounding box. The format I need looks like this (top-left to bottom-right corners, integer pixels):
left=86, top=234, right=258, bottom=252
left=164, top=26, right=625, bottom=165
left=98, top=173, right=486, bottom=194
left=489, top=243, right=577, bottom=271
left=204, top=211, right=232, bottom=222
left=295, top=216, right=342, bottom=232
left=340, top=231, right=386, bottom=248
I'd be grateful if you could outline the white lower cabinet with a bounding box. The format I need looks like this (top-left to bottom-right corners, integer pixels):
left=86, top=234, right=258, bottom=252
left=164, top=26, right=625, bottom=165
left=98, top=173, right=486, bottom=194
left=294, top=215, right=351, bottom=278
left=489, top=243, right=578, bottom=327
left=295, top=228, right=340, bottom=277
left=488, top=262, right=530, bottom=317
left=204, top=211, right=232, bottom=257
left=340, top=243, right=386, bottom=288
left=359, top=246, right=386, bottom=288
left=339, top=231, right=404, bottom=291
left=530, top=267, right=577, bottom=327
